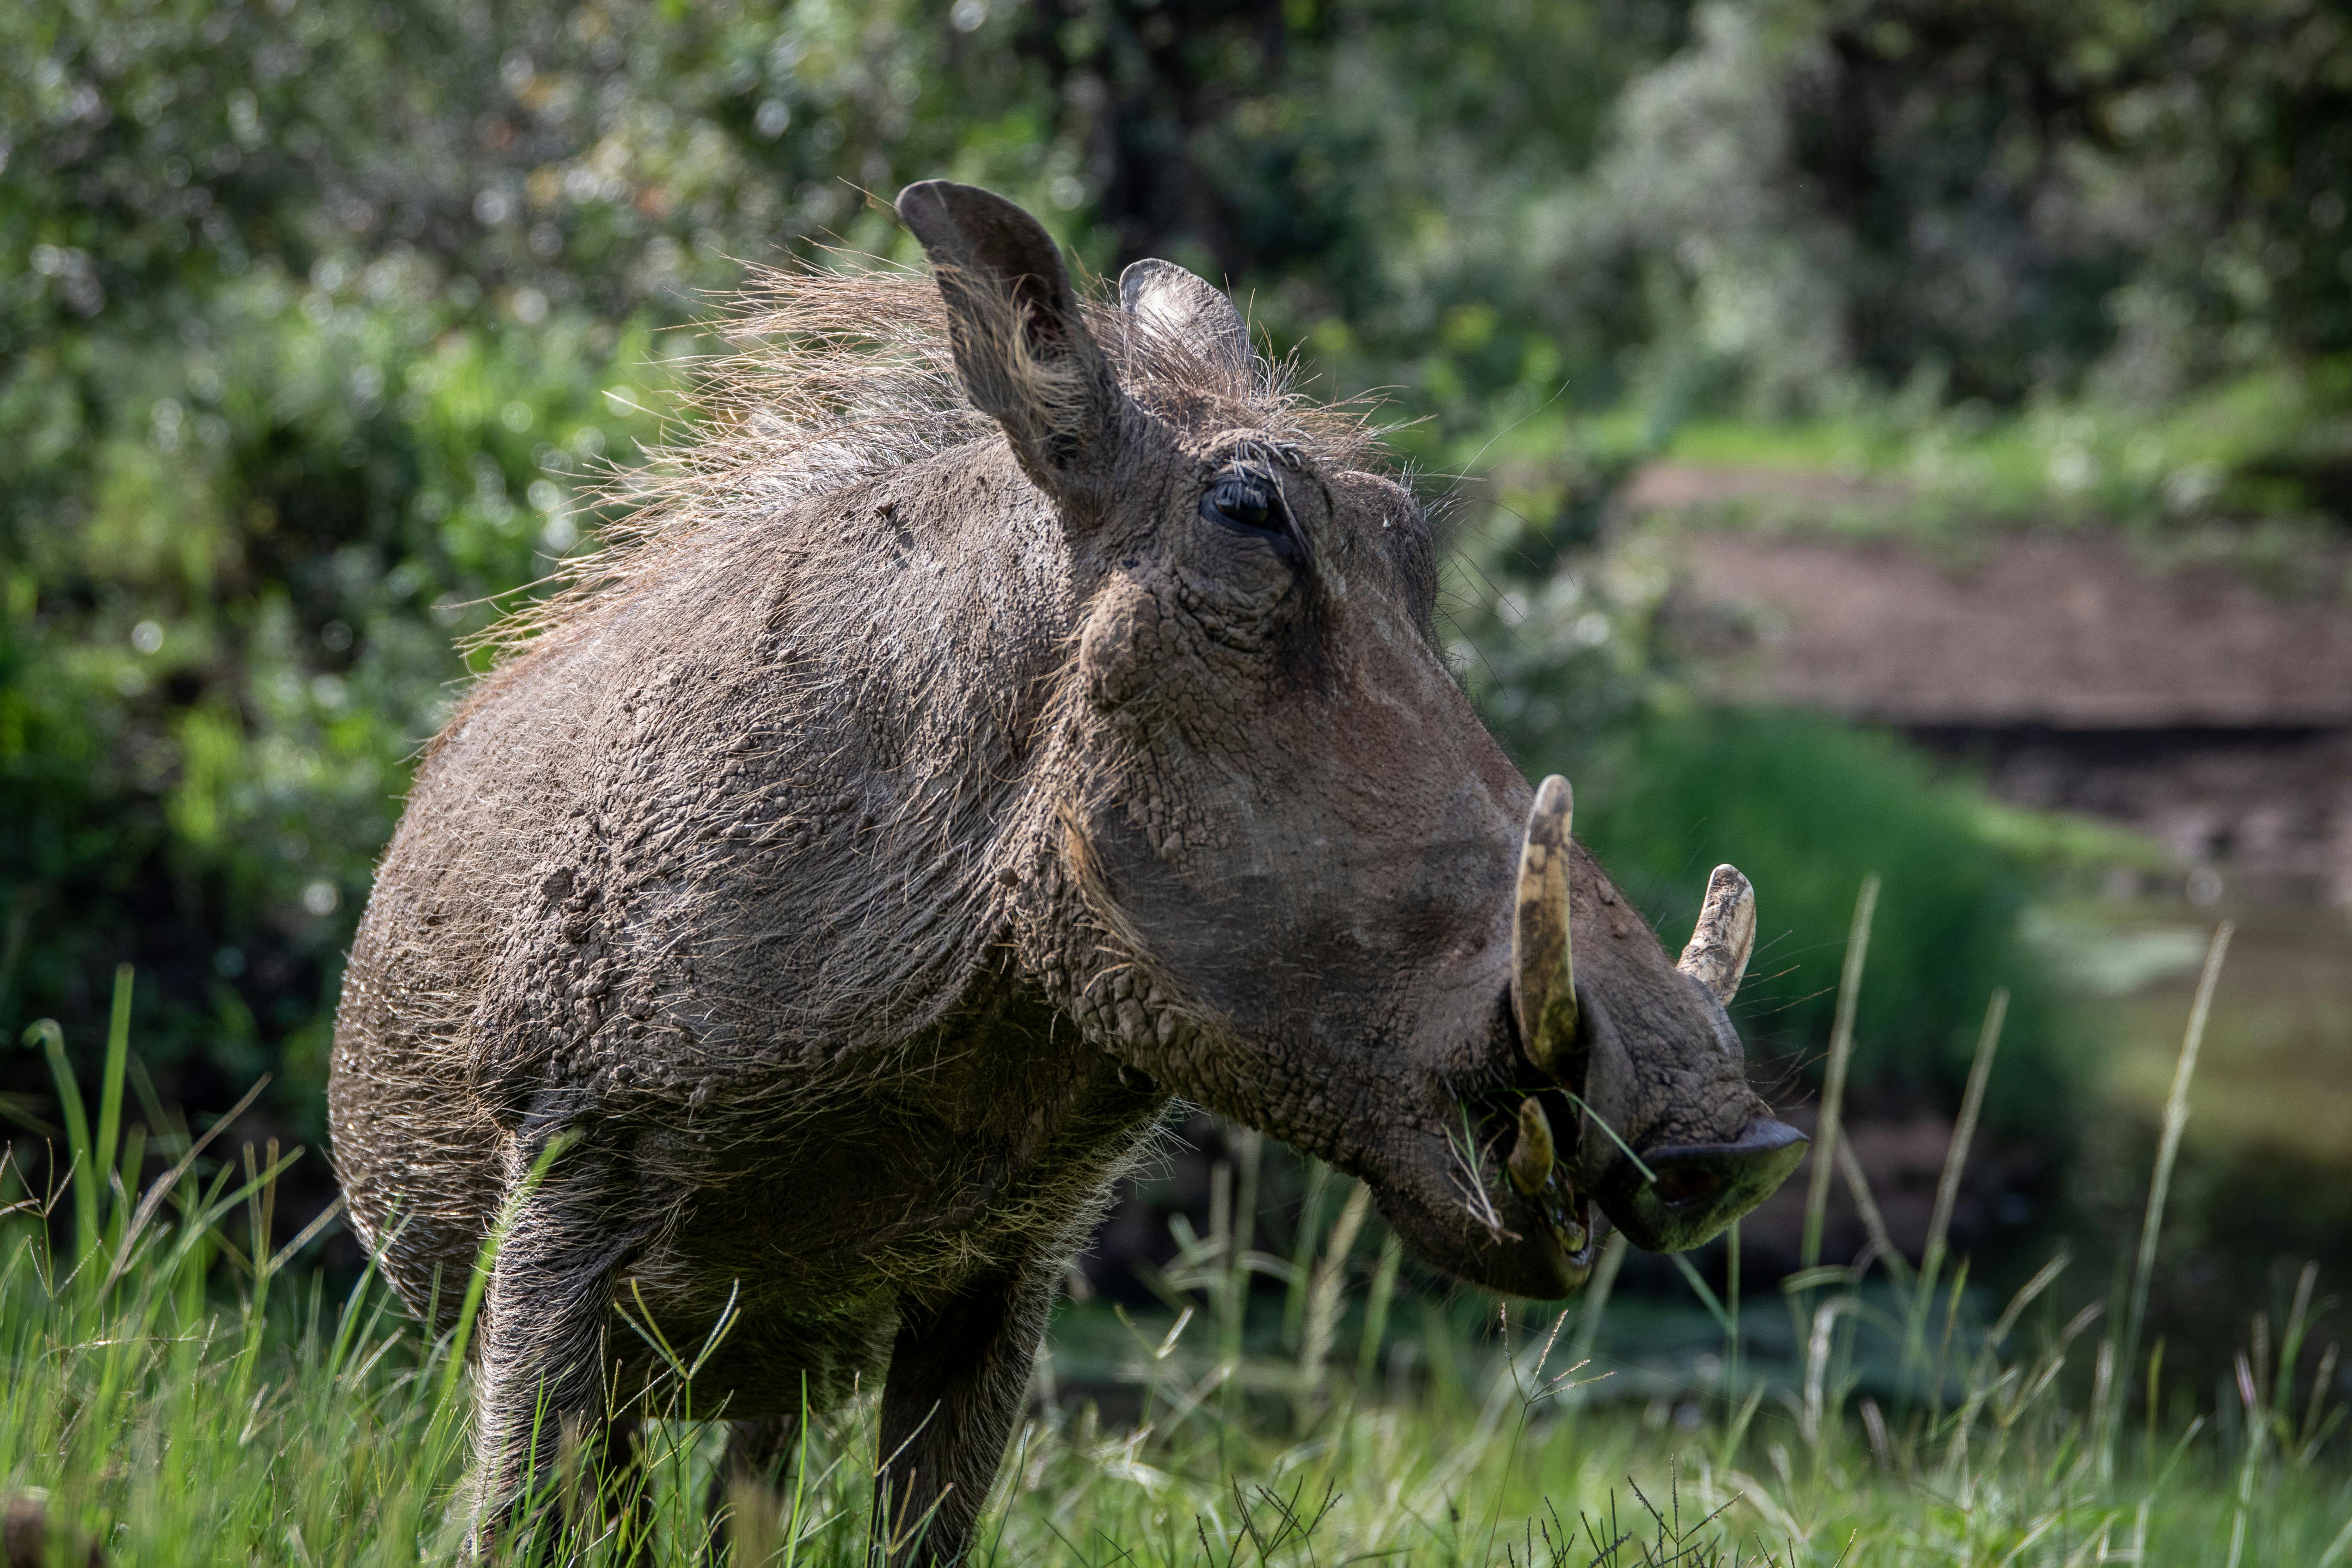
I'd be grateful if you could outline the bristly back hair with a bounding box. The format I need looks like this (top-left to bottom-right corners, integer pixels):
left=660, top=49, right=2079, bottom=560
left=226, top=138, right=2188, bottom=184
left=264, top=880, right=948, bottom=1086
left=481, top=255, right=1395, bottom=659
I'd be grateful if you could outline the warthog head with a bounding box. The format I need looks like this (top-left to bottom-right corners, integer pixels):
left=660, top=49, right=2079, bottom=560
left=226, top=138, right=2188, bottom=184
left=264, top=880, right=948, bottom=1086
left=900, top=182, right=1806, bottom=1297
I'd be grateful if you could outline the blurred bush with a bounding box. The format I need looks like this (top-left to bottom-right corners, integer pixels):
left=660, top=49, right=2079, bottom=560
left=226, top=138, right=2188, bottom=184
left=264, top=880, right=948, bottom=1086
left=1585, top=0, right=2352, bottom=419
left=0, top=272, right=672, bottom=1105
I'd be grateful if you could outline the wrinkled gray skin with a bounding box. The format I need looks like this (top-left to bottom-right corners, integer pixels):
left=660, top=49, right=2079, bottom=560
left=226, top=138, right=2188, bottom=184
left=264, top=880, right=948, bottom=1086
left=328, top=182, right=1801, bottom=1563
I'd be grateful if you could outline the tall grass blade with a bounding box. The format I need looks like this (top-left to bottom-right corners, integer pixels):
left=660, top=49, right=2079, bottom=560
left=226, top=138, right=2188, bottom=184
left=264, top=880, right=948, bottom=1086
left=1724, top=1221, right=1742, bottom=1396
left=2276, top=1259, right=2319, bottom=1422
left=1557, top=1089, right=1659, bottom=1185
left=95, top=964, right=132, bottom=1224
left=1833, top=1139, right=1911, bottom=1290
left=101, top=1074, right=268, bottom=1298
left=1669, top=1250, right=1735, bottom=1338
left=1801, top=1297, right=1861, bottom=1450
left=1925, top=988, right=2006, bottom=1289
left=2317, top=1511, right=2352, bottom=1568
left=29, top=1018, right=98, bottom=1267
left=1356, top=1230, right=1403, bottom=1387
left=1227, top=1125, right=1262, bottom=1361
left=1566, top=1231, right=1629, bottom=1401
left=1989, top=1252, right=2069, bottom=1347
left=1904, top=987, right=2007, bottom=1395
left=2112, top=921, right=2231, bottom=1471
left=1300, top=1181, right=1370, bottom=1391
left=1283, top=1159, right=1332, bottom=1352
left=1802, top=874, right=1878, bottom=1272
left=2225, top=1348, right=2268, bottom=1568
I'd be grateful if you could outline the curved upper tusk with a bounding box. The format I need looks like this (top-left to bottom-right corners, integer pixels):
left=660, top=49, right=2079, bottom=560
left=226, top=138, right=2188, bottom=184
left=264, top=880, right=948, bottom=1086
left=1507, top=1096, right=1555, bottom=1196
left=1511, top=775, right=1580, bottom=1077
left=1677, top=863, right=1757, bottom=1005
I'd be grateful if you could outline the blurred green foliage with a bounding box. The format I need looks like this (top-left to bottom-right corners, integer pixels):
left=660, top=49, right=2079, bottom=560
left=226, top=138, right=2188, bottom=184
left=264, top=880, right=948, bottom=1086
left=4, top=0, right=2345, bottom=1142
left=1589, top=0, right=2352, bottom=419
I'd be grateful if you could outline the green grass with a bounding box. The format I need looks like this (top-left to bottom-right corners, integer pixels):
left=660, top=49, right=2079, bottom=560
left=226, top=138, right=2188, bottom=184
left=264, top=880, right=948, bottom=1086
left=5, top=964, right=2351, bottom=1565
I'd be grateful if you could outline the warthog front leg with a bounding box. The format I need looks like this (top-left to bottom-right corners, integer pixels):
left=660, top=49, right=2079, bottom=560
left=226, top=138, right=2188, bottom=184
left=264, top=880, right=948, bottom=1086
left=465, top=1138, right=652, bottom=1554
left=872, top=1265, right=1056, bottom=1566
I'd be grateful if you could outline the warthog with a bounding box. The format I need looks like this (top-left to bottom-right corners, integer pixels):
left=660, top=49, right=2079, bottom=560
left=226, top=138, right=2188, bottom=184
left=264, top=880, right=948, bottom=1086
left=328, top=181, right=1807, bottom=1561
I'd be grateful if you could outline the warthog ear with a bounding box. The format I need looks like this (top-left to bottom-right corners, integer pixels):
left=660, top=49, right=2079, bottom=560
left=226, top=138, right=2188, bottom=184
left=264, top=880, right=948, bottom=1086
left=896, top=180, right=1122, bottom=494
left=1119, top=258, right=1255, bottom=384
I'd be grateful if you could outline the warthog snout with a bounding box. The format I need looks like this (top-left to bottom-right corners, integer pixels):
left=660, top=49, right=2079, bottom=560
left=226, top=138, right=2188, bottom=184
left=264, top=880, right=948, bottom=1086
left=1476, top=774, right=1806, bottom=1281
left=1601, top=1117, right=1811, bottom=1254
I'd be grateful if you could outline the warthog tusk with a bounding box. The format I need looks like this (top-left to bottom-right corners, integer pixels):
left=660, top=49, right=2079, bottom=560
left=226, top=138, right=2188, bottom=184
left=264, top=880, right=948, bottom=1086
left=1511, top=775, right=1579, bottom=1077
left=1677, top=863, right=1756, bottom=1004
left=1507, top=1096, right=1555, bottom=1196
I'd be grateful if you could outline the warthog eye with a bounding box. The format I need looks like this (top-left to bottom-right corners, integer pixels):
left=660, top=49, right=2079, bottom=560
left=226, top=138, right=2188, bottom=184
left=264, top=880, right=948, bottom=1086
left=1200, top=468, right=1303, bottom=566
left=1204, top=476, right=1273, bottom=530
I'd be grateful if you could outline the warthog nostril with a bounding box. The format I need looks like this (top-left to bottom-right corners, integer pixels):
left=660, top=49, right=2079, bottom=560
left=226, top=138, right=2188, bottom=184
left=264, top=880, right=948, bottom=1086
left=1606, top=1117, right=1811, bottom=1253
left=1652, top=1166, right=1724, bottom=1207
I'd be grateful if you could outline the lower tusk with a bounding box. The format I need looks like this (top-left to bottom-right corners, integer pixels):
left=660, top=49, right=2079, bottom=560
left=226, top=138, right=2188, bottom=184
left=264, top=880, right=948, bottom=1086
left=1677, top=863, right=1757, bottom=1004
left=1511, top=775, right=1580, bottom=1077
left=1507, top=1096, right=1555, bottom=1196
